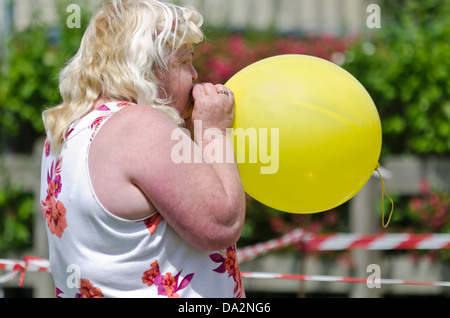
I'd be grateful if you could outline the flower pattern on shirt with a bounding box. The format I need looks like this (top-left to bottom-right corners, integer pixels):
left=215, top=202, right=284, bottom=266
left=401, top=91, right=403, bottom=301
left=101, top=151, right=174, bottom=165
left=90, top=103, right=132, bottom=141
left=41, top=103, right=133, bottom=239
left=76, top=279, right=104, bottom=298
left=143, top=213, right=163, bottom=235
left=209, top=245, right=245, bottom=298
left=41, top=156, right=67, bottom=238
left=142, top=260, right=194, bottom=298
left=44, top=139, right=51, bottom=157
left=55, top=279, right=104, bottom=298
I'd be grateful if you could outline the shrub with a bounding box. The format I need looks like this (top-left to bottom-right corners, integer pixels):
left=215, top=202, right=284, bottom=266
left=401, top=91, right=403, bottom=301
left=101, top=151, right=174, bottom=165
left=342, top=0, right=450, bottom=155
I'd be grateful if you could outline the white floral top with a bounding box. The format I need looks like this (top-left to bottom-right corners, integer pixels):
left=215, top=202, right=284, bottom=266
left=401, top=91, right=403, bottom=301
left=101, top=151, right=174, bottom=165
left=40, top=101, right=245, bottom=298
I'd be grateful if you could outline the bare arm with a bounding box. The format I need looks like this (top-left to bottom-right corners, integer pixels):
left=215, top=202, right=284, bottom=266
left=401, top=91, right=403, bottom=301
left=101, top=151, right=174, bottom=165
left=97, top=85, right=245, bottom=251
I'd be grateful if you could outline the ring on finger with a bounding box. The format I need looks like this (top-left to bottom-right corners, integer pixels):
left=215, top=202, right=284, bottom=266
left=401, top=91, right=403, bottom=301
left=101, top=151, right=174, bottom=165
left=219, top=90, right=229, bottom=96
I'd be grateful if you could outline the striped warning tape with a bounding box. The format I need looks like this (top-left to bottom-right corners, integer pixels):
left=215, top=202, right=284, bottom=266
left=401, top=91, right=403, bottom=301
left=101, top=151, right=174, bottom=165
left=0, top=257, right=50, bottom=286
left=2, top=228, right=450, bottom=287
left=240, top=272, right=450, bottom=288
left=2, top=256, right=450, bottom=289
left=237, top=229, right=450, bottom=262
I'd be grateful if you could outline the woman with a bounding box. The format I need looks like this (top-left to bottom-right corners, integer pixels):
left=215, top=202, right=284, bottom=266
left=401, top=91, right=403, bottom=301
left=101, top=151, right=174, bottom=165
left=40, top=0, right=246, bottom=298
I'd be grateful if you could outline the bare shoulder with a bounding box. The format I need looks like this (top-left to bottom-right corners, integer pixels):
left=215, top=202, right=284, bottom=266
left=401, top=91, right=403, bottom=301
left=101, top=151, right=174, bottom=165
left=90, top=103, right=182, bottom=173
left=88, top=104, right=181, bottom=220
left=102, top=104, right=182, bottom=148
left=113, top=104, right=177, bottom=131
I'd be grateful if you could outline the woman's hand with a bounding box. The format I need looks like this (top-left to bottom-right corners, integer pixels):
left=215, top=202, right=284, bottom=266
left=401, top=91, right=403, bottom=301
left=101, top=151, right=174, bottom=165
left=191, top=83, right=235, bottom=140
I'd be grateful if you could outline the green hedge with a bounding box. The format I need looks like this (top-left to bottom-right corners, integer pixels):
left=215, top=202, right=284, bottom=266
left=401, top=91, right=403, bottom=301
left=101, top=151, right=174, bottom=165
left=342, top=0, right=450, bottom=156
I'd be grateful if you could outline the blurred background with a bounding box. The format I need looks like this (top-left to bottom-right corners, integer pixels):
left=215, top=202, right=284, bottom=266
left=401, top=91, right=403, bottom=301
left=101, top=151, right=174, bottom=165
left=0, top=0, right=449, bottom=298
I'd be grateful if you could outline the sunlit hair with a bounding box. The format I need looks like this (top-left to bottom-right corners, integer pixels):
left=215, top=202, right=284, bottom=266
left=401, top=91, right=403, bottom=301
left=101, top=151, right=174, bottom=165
left=42, top=0, right=204, bottom=155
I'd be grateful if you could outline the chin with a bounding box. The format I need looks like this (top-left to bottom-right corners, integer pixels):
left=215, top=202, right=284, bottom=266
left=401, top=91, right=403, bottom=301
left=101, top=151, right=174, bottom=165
left=183, top=104, right=194, bottom=120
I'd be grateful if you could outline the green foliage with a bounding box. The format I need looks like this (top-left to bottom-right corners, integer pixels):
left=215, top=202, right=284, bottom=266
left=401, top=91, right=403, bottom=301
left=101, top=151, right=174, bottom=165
left=0, top=181, right=34, bottom=255
left=0, top=25, right=60, bottom=152
left=0, top=0, right=90, bottom=153
left=342, top=0, right=450, bottom=156
left=0, top=0, right=89, bottom=254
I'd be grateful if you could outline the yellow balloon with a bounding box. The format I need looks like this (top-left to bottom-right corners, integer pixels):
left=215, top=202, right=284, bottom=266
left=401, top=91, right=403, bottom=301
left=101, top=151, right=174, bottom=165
left=225, top=55, right=382, bottom=214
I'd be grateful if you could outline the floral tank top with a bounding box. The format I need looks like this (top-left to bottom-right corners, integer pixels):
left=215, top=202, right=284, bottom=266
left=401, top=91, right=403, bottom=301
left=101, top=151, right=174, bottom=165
left=40, top=101, right=245, bottom=298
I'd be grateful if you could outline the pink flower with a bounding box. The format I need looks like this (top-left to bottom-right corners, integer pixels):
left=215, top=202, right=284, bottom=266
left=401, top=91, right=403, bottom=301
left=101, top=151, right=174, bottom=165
left=209, top=245, right=245, bottom=297
left=42, top=157, right=67, bottom=238
left=76, top=279, right=104, bottom=298
left=46, top=174, right=62, bottom=200
left=409, top=198, right=424, bottom=211
left=41, top=195, right=67, bottom=238
left=159, top=273, right=178, bottom=298
left=142, top=260, right=194, bottom=298
left=142, top=261, right=160, bottom=287
left=419, top=179, right=430, bottom=194
left=228, top=34, right=246, bottom=56
left=429, top=194, right=440, bottom=207
left=44, top=139, right=51, bottom=157
left=143, top=213, right=163, bottom=235
left=207, top=57, right=234, bottom=80
left=46, top=180, right=56, bottom=198
left=210, top=246, right=240, bottom=276
left=53, top=174, right=62, bottom=199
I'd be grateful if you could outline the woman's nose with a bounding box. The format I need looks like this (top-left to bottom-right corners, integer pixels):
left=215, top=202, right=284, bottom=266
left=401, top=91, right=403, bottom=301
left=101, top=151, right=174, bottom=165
left=191, top=65, right=199, bottom=81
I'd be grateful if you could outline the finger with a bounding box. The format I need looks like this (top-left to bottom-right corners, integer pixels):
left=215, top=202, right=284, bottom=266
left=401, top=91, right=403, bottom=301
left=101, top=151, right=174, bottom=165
left=215, top=85, right=231, bottom=97
left=192, top=83, right=207, bottom=98
left=201, top=83, right=217, bottom=96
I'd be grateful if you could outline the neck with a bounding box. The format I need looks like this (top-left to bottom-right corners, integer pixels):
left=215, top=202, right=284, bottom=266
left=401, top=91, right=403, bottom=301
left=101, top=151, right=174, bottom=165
left=93, top=98, right=113, bottom=110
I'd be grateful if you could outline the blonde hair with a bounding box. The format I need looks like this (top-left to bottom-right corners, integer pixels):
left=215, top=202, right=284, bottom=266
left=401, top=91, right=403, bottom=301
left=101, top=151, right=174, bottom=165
left=43, top=0, right=204, bottom=154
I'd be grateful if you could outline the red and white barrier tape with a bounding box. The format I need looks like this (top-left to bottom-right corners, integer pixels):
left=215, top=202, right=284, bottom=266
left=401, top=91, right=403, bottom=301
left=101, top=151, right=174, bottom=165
left=241, top=272, right=450, bottom=288
left=237, top=229, right=450, bottom=262
left=2, top=230, right=450, bottom=286
left=0, top=257, right=50, bottom=286
left=2, top=256, right=450, bottom=289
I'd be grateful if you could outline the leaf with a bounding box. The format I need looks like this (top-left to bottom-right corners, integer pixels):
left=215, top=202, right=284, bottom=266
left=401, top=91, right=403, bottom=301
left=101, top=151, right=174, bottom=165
left=178, top=273, right=195, bottom=291
left=209, top=253, right=225, bottom=263
left=55, top=157, right=63, bottom=175
left=47, top=161, right=54, bottom=183
left=213, top=264, right=226, bottom=274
